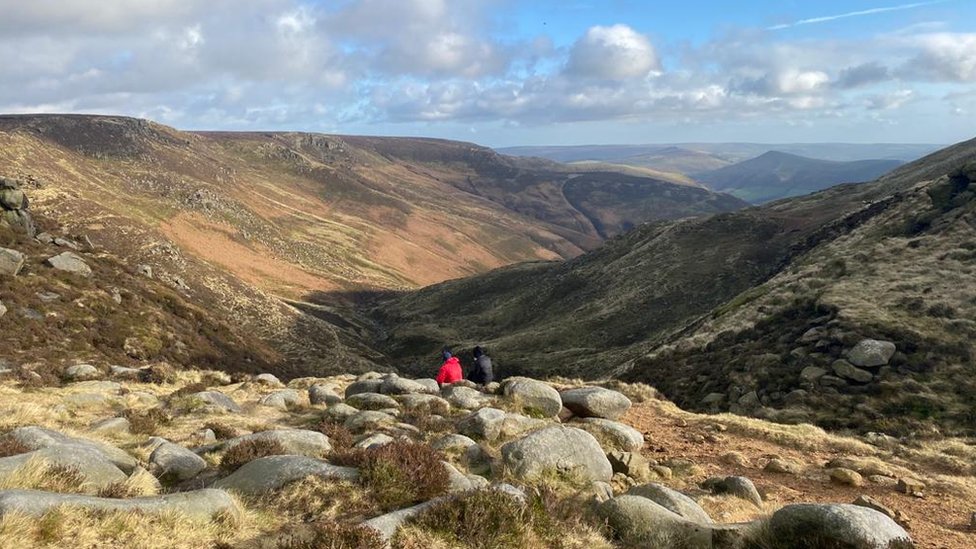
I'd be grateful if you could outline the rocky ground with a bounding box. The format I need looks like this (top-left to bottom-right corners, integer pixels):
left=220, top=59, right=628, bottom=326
left=0, top=364, right=967, bottom=548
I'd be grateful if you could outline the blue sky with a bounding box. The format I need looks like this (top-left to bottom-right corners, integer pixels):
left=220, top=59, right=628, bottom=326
left=0, top=0, right=973, bottom=146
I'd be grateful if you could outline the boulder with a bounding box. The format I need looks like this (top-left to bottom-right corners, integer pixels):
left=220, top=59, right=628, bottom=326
left=309, top=384, right=343, bottom=405
left=456, top=407, right=544, bottom=442
left=150, top=442, right=207, bottom=482
left=258, top=389, right=303, bottom=410
left=396, top=393, right=450, bottom=414
left=346, top=392, right=399, bottom=411
left=253, top=373, right=283, bottom=387
left=380, top=376, right=433, bottom=395
left=764, top=458, right=803, bottom=475
left=577, top=418, right=644, bottom=452
left=502, top=378, right=562, bottom=417
left=344, top=411, right=397, bottom=434
left=829, top=468, right=864, bottom=487
left=701, top=476, right=762, bottom=507
left=832, top=360, right=873, bottom=383
left=0, top=247, right=25, bottom=276
left=324, top=403, right=359, bottom=422
left=560, top=387, right=632, bottom=420
left=414, top=379, right=441, bottom=394
left=799, top=366, right=828, bottom=382
left=0, top=300, right=6, bottom=318
left=6, top=426, right=138, bottom=473
left=442, top=461, right=475, bottom=493
left=848, top=340, right=897, bottom=368
left=442, top=385, right=492, bottom=410
left=500, top=426, right=612, bottom=482
left=0, top=446, right=127, bottom=492
left=90, top=417, right=130, bottom=435
left=188, top=391, right=241, bottom=413
left=217, top=430, right=332, bottom=457
left=626, top=483, right=713, bottom=524
left=361, top=498, right=447, bottom=542
left=109, top=365, right=144, bottom=380
left=768, top=503, right=913, bottom=549
left=431, top=434, right=478, bottom=454
left=345, top=379, right=383, bottom=398
left=45, top=252, right=92, bottom=277
left=64, top=364, right=100, bottom=381
left=0, top=488, right=239, bottom=521
left=607, top=451, right=651, bottom=482
left=896, top=478, right=925, bottom=497
left=597, top=495, right=713, bottom=548
left=354, top=433, right=395, bottom=450
left=213, top=455, right=357, bottom=496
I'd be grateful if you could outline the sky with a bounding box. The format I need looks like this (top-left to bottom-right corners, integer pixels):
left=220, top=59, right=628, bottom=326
left=1, top=0, right=974, bottom=146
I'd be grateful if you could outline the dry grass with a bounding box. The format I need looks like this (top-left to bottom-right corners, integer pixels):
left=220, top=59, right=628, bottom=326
left=220, top=439, right=287, bottom=472
left=331, top=441, right=450, bottom=512
left=0, top=459, right=88, bottom=493
left=96, top=467, right=160, bottom=498
left=275, top=521, right=385, bottom=549
left=697, top=494, right=770, bottom=524
left=266, top=477, right=377, bottom=523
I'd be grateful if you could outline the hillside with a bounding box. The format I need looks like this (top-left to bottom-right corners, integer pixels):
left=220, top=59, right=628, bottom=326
left=696, top=151, right=903, bottom=203
left=370, top=137, right=976, bottom=437
left=0, top=114, right=744, bottom=377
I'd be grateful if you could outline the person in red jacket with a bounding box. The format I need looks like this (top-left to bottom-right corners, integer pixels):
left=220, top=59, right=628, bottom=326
left=435, top=347, right=463, bottom=386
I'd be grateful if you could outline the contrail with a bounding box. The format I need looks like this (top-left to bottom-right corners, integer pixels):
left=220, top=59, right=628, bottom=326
left=767, top=0, right=947, bottom=30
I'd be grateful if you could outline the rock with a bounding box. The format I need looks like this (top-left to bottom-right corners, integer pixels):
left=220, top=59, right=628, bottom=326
left=431, top=434, right=478, bottom=454
left=137, top=264, right=153, bottom=278
left=829, top=468, right=864, bottom=487
left=354, top=433, right=395, bottom=450
left=832, top=360, right=873, bottom=383
left=414, top=378, right=440, bottom=394
left=826, top=457, right=894, bottom=478
left=380, top=376, right=433, bottom=395
left=45, top=252, right=92, bottom=277
left=344, top=411, right=397, bottom=434
left=597, top=495, right=713, bottom=547
left=897, top=478, right=925, bottom=497
left=345, top=379, right=383, bottom=398
left=848, top=339, right=897, bottom=368
left=626, top=483, right=713, bottom=524
left=768, top=503, right=913, bottom=549
left=800, top=366, right=828, bottom=382
left=258, top=389, right=303, bottom=410
left=783, top=389, right=808, bottom=405
left=189, top=429, right=217, bottom=446
left=396, top=393, right=450, bottom=415
left=0, top=446, right=127, bottom=492
left=0, top=301, right=5, bottom=318
left=213, top=456, right=357, bottom=496
left=346, top=392, right=399, bottom=411
left=853, top=495, right=908, bottom=527
left=560, top=387, right=632, bottom=420
left=442, top=385, right=491, bottom=410
left=500, top=426, right=612, bottom=482
left=150, top=442, right=207, bottom=482
left=64, top=364, right=100, bottom=381
left=501, top=378, right=562, bottom=418
left=765, top=458, right=803, bottom=475
left=577, top=418, right=644, bottom=452
left=442, top=461, right=474, bottom=493
left=188, top=391, right=242, bottom=413
left=0, top=489, right=239, bottom=521
left=361, top=498, right=447, bottom=543
left=90, top=417, right=130, bottom=435
left=254, top=373, right=283, bottom=387
left=651, top=465, right=674, bottom=480
left=701, top=392, right=725, bottom=405
left=0, top=188, right=25, bottom=209
left=720, top=451, right=751, bottom=468
left=53, top=237, right=80, bottom=250
left=607, top=451, right=651, bottom=482
left=309, top=384, right=342, bottom=405
left=324, top=403, right=359, bottom=422
left=820, top=375, right=848, bottom=388
left=7, top=426, right=138, bottom=473
left=0, top=247, right=25, bottom=276
left=35, top=291, right=60, bottom=303
left=109, top=365, right=143, bottom=380
left=590, top=481, right=615, bottom=503
left=216, top=430, right=332, bottom=458
left=701, top=476, right=762, bottom=507
left=738, top=391, right=760, bottom=408
left=457, top=407, right=507, bottom=441
left=492, top=483, right=528, bottom=505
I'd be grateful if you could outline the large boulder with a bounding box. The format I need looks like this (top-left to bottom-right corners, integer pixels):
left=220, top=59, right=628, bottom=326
left=702, top=476, right=763, bottom=508
left=6, top=426, right=138, bottom=473
left=396, top=394, right=450, bottom=414
left=380, top=375, right=434, bottom=395
left=309, top=384, right=343, bottom=405
left=0, top=247, right=25, bottom=276
left=848, top=340, right=897, bottom=368
left=597, top=495, right=712, bottom=548
left=346, top=392, right=399, bottom=411
left=213, top=455, right=357, bottom=496
left=560, top=387, right=632, bottom=420
left=258, top=389, right=303, bottom=410
left=344, top=411, right=397, bottom=434
left=456, top=408, right=544, bottom=442
left=215, top=430, right=332, bottom=457
left=0, top=489, right=239, bottom=521
left=500, top=426, right=612, bottom=482
left=442, top=385, right=492, bottom=410
left=767, top=503, right=913, bottom=549
left=502, top=378, right=562, bottom=417
left=577, top=418, right=644, bottom=452
left=45, top=252, right=92, bottom=277
left=626, top=483, right=712, bottom=524
left=254, top=373, right=283, bottom=387
left=149, top=442, right=207, bottom=482
left=345, top=379, right=383, bottom=398
left=0, top=446, right=127, bottom=492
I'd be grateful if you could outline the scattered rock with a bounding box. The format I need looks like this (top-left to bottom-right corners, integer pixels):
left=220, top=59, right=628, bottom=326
left=258, top=389, right=303, bottom=410
left=0, top=247, right=25, bottom=276
left=848, top=339, right=897, bottom=368
left=853, top=495, right=909, bottom=528
left=832, top=360, right=873, bottom=383
left=502, top=377, right=563, bottom=417
left=344, top=411, right=397, bottom=434
left=0, top=446, right=127, bottom=492
left=7, top=426, right=138, bottom=473
left=626, top=483, right=713, bottom=524
left=344, top=379, right=383, bottom=398
left=560, top=387, right=632, bottom=420
left=109, top=365, right=143, bottom=380
left=188, top=391, right=242, bottom=413
left=764, top=458, right=803, bottom=475
left=799, top=366, right=828, bottom=382
left=897, top=478, right=925, bottom=498
left=607, top=451, right=651, bottom=482
left=346, top=392, right=399, bottom=411
left=768, top=503, right=913, bottom=549
left=597, top=495, right=712, bottom=547
left=213, top=455, right=357, bottom=496
left=64, top=364, right=100, bottom=381
left=701, top=476, right=762, bottom=507
left=720, top=451, right=752, bottom=468
left=354, top=433, right=395, bottom=450
left=0, top=488, right=239, bottom=521
left=254, top=373, right=283, bottom=387
left=500, top=426, right=612, bottom=482
left=361, top=498, right=447, bottom=543
left=577, top=418, right=644, bottom=452
left=700, top=392, right=725, bottom=406
left=216, top=429, right=332, bottom=458
left=45, top=251, right=92, bottom=277
left=90, top=417, right=130, bottom=435
left=324, top=403, right=358, bottom=422
left=396, top=393, right=450, bottom=414
left=380, top=375, right=433, bottom=395
left=829, top=468, right=864, bottom=487
left=309, top=384, right=342, bottom=405
left=431, top=434, right=478, bottom=454
left=150, top=442, right=207, bottom=482
left=442, top=385, right=491, bottom=410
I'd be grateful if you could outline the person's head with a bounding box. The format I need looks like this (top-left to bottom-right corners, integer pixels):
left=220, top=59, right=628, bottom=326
left=473, top=346, right=483, bottom=358
left=441, top=346, right=452, bottom=361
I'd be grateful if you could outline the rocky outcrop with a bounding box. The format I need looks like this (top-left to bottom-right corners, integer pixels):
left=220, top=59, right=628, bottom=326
left=0, top=247, right=25, bottom=276
left=0, top=177, right=35, bottom=237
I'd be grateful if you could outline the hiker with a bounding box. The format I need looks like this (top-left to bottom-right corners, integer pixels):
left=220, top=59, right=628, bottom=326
left=468, top=345, right=494, bottom=385
left=435, top=347, right=463, bottom=385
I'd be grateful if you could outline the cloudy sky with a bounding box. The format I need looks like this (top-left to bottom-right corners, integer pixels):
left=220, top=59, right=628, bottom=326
left=2, top=0, right=974, bottom=146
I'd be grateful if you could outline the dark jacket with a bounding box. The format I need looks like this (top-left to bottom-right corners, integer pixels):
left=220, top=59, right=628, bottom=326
left=468, top=355, right=493, bottom=385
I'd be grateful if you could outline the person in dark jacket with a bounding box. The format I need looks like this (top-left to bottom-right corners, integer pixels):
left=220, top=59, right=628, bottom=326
left=436, top=347, right=463, bottom=386
left=467, top=346, right=493, bottom=385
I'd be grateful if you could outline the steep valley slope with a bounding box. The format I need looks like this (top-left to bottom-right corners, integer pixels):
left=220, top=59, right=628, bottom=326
left=0, top=114, right=743, bottom=377
left=371, top=137, right=976, bottom=437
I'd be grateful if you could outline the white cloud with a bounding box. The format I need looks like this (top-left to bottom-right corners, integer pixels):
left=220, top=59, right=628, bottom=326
left=902, top=32, right=976, bottom=81
left=566, top=25, right=660, bottom=80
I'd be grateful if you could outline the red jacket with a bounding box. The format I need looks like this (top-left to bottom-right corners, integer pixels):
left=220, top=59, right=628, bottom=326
left=436, top=357, right=463, bottom=385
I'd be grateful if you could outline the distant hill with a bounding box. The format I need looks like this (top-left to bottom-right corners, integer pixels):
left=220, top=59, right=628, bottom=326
left=696, top=151, right=903, bottom=203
